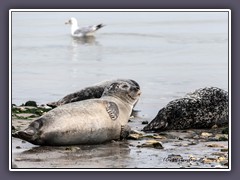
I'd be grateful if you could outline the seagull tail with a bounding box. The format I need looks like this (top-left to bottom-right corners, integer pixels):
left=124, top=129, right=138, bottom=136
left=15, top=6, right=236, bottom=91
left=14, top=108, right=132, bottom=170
left=96, top=24, right=105, bottom=30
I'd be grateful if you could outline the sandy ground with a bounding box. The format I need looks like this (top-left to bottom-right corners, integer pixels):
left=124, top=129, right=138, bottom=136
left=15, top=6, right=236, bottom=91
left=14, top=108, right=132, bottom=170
left=11, top=114, right=229, bottom=169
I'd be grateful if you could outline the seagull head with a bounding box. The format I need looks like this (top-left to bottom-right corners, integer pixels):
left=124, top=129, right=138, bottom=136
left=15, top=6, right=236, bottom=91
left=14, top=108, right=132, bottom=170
left=65, top=17, right=78, bottom=25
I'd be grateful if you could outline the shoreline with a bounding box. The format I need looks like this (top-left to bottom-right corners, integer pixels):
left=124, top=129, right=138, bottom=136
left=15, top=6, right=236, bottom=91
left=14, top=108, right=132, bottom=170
left=11, top=103, right=229, bottom=169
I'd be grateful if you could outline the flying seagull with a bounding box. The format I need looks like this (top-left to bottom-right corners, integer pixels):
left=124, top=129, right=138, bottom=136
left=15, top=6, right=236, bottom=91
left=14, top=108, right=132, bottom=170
left=65, top=17, right=104, bottom=37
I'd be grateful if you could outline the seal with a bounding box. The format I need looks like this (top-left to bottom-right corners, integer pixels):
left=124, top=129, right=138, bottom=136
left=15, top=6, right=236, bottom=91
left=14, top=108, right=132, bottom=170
left=47, top=79, right=140, bottom=116
left=47, top=79, right=138, bottom=107
left=143, top=87, right=228, bottom=132
left=13, top=80, right=141, bottom=146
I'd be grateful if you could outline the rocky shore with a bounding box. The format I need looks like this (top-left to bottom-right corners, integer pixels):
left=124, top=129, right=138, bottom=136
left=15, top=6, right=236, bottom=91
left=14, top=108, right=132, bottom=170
left=11, top=101, right=229, bottom=169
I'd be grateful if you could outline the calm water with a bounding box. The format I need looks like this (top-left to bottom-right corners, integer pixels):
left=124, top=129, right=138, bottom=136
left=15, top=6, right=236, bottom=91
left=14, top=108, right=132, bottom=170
left=11, top=11, right=229, bottom=118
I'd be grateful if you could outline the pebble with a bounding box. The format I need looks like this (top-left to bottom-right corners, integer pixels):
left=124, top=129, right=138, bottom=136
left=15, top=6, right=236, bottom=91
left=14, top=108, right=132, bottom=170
left=215, top=134, right=228, bottom=141
left=201, top=157, right=217, bottom=164
left=188, top=141, right=198, bottom=145
left=201, top=132, right=213, bottom=138
left=128, top=134, right=143, bottom=140
left=211, top=152, right=226, bottom=156
left=165, top=154, right=183, bottom=162
left=211, top=124, right=218, bottom=129
left=137, top=140, right=163, bottom=149
left=141, top=121, right=149, bottom=124
left=206, top=143, right=224, bottom=148
left=15, top=157, right=23, bottom=161
left=65, top=147, right=80, bottom=152
left=220, top=148, right=228, bottom=152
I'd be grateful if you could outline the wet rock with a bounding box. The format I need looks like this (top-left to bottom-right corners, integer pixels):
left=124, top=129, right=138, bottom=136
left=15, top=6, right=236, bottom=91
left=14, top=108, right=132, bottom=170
left=222, top=127, right=229, bottom=134
left=173, top=143, right=189, bottom=147
left=15, top=113, right=37, bottom=119
left=206, top=143, right=224, bottom=148
left=211, top=152, right=227, bottom=156
left=217, top=156, right=227, bottom=163
left=153, top=135, right=166, bottom=140
left=137, top=140, right=163, bottom=149
left=141, top=121, right=149, bottom=125
left=220, top=148, right=228, bottom=152
left=189, top=155, right=198, bottom=161
left=220, top=160, right=228, bottom=166
left=215, top=134, right=228, bottom=141
left=24, top=101, right=37, bottom=107
left=15, top=157, right=23, bottom=161
left=128, top=133, right=143, bottom=140
left=165, top=154, right=183, bottom=162
left=65, top=146, right=81, bottom=152
left=188, top=140, right=198, bottom=145
left=130, top=129, right=145, bottom=135
left=211, top=124, right=218, bottom=129
left=201, top=132, right=213, bottom=138
left=12, top=105, right=52, bottom=118
left=200, top=157, right=217, bottom=164
left=193, top=135, right=200, bottom=139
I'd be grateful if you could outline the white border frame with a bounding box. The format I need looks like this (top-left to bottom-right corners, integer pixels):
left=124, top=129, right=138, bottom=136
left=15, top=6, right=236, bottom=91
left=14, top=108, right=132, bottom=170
left=9, top=9, right=231, bottom=171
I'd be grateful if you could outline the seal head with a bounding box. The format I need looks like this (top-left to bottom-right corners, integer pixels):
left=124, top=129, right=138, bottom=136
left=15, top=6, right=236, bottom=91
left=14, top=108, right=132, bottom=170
left=102, top=80, right=141, bottom=106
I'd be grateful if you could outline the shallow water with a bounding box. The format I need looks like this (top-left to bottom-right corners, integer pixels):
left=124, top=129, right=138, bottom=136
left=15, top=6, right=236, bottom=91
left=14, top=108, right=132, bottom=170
left=11, top=11, right=229, bottom=118
left=12, top=117, right=229, bottom=169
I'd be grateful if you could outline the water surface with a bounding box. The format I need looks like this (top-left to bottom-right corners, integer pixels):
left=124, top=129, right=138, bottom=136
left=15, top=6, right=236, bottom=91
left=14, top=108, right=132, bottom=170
left=12, top=11, right=229, bottom=118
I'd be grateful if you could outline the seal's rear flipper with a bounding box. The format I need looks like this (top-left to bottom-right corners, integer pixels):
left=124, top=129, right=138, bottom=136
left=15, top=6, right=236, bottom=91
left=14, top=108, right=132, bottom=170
left=12, top=127, right=36, bottom=142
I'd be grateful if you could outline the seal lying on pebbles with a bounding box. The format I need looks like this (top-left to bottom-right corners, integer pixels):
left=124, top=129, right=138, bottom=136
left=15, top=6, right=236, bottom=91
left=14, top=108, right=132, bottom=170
left=143, top=87, right=228, bottom=132
left=13, top=81, right=141, bottom=145
left=47, top=79, right=139, bottom=108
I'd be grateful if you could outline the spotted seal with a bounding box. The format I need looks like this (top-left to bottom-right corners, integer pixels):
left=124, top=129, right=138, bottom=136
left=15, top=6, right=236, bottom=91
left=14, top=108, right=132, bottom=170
left=143, top=87, right=228, bottom=132
left=47, top=79, right=140, bottom=115
left=13, top=80, right=141, bottom=145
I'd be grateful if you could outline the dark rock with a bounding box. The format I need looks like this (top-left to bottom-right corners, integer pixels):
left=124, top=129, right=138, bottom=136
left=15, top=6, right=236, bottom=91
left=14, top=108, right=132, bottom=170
left=142, top=121, right=149, bottom=125
left=24, top=101, right=37, bottom=107
left=222, top=127, right=229, bottom=134
left=165, top=154, right=183, bottom=162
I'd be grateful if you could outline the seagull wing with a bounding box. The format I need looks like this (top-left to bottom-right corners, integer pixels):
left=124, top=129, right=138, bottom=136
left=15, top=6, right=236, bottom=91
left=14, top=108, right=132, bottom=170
left=73, top=25, right=103, bottom=36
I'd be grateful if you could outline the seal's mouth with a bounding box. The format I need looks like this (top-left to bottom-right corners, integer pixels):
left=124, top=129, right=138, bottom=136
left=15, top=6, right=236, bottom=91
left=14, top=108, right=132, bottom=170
left=128, top=90, right=141, bottom=100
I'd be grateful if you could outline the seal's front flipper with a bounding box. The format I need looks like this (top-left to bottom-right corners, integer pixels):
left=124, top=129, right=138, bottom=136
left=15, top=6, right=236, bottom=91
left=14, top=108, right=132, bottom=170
left=143, top=120, right=168, bottom=132
left=120, top=125, right=131, bottom=140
